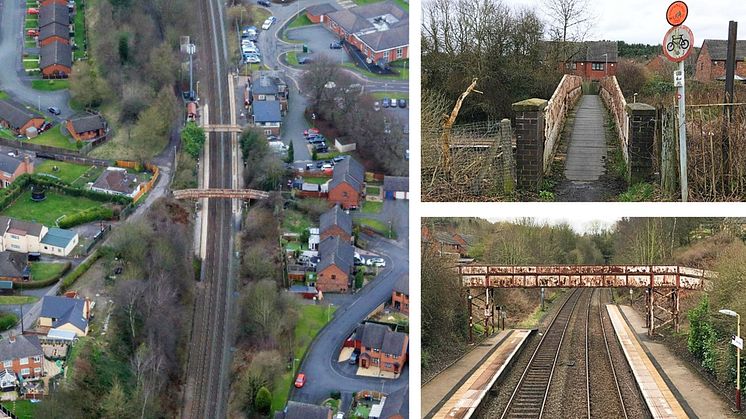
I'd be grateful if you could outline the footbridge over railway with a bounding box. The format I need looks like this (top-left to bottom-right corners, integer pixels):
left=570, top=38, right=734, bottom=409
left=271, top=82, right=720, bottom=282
left=458, top=264, right=717, bottom=337
left=172, top=188, right=270, bottom=200
left=511, top=75, right=656, bottom=192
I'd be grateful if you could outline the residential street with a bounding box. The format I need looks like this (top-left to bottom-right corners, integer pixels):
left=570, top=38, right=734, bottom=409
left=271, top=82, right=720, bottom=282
left=291, top=201, right=409, bottom=415
left=0, top=0, right=73, bottom=118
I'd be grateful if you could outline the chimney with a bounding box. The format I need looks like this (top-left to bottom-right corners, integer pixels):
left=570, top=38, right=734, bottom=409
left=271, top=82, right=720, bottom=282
left=8, top=333, right=15, bottom=344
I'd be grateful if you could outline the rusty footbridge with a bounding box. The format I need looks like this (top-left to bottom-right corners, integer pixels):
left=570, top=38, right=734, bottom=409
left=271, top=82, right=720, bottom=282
left=459, top=264, right=716, bottom=337
left=173, top=188, right=270, bottom=200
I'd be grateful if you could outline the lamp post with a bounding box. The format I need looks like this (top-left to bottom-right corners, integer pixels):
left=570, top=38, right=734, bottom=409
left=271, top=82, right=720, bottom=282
left=602, top=53, right=608, bottom=77
left=468, top=294, right=473, bottom=343
left=327, top=303, right=334, bottom=322
left=719, top=308, right=741, bottom=411
left=293, top=357, right=300, bottom=374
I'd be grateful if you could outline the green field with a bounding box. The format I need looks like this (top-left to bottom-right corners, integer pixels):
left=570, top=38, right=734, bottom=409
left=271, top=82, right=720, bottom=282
left=353, top=0, right=408, bottom=11
left=30, top=262, right=69, bottom=282
left=35, top=160, right=102, bottom=185
left=271, top=304, right=336, bottom=413
left=31, top=79, right=70, bottom=91
left=1, top=190, right=104, bottom=226
left=1, top=400, right=37, bottom=419
left=370, top=91, right=408, bottom=101
left=0, top=295, right=39, bottom=305
left=24, top=127, right=77, bottom=150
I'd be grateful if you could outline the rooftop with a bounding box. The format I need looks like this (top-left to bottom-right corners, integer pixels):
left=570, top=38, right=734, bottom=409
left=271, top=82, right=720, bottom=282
left=40, top=41, right=73, bottom=69
left=252, top=101, right=282, bottom=123
left=0, top=335, right=43, bottom=362
left=40, top=296, right=88, bottom=332
left=0, top=100, right=37, bottom=131
left=317, top=235, right=354, bottom=274
left=329, top=156, right=365, bottom=191
left=319, top=205, right=352, bottom=236
left=69, top=114, right=106, bottom=134
left=40, top=227, right=77, bottom=248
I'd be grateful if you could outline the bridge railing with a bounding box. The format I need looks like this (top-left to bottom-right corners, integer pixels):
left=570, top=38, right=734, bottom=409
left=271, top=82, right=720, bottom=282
left=543, top=74, right=583, bottom=171
left=599, top=76, right=629, bottom=164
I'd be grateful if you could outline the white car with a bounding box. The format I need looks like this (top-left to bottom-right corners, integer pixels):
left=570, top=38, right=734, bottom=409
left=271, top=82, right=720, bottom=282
left=244, top=55, right=261, bottom=64
left=366, top=257, right=386, bottom=267
left=261, top=16, right=276, bottom=30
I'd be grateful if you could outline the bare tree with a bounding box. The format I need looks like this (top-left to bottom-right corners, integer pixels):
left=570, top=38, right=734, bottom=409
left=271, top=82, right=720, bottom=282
left=543, top=0, right=595, bottom=42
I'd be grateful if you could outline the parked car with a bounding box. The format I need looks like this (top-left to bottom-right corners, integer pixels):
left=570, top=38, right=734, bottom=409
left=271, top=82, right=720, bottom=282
left=333, top=155, right=346, bottom=163
left=373, top=101, right=381, bottom=111
left=398, top=98, right=407, bottom=108
left=243, top=55, right=261, bottom=64
left=330, top=41, right=343, bottom=49
left=366, top=257, right=386, bottom=267
left=304, top=128, right=320, bottom=137
left=305, top=163, right=313, bottom=170
left=315, top=145, right=329, bottom=153
left=349, top=352, right=358, bottom=365
left=261, top=16, right=276, bottom=30
left=316, top=161, right=324, bottom=168
left=47, top=106, right=61, bottom=115
left=298, top=56, right=312, bottom=64
left=382, top=97, right=391, bottom=108
left=294, top=373, right=306, bottom=388
left=321, top=163, right=333, bottom=170
left=257, top=0, right=270, bottom=6
left=27, top=8, right=39, bottom=15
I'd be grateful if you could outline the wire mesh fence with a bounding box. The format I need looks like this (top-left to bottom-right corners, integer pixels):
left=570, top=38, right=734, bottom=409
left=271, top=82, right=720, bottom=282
left=422, top=91, right=516, bottom=201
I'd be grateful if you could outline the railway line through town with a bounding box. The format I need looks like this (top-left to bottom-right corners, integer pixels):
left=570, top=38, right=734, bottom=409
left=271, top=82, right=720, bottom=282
left=181, top=0, right=237, bottom=417
left=477, top=289, right=649, bottom=419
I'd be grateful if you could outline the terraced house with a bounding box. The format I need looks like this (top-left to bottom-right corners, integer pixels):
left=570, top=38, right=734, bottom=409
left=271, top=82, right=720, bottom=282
left=324, top=1, right=409, bottom=65
left=328, top=156, right=365, bottom=209
left=38, top=3, right=73, bottom=78
left=316, top=235, right=354, bottom=293
left=0, top=335, right=45, bottom=380
left=319, top=205, right=353, bottom=243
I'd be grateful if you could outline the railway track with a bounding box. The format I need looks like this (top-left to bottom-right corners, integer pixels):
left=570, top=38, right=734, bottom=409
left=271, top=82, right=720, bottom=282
left=500, top=289, right=584, bottom=419
left=181, top=0, right=234, bottom=416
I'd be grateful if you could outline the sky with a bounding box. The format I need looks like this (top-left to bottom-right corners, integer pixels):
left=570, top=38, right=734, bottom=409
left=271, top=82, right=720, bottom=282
left=506, top=0, right=746, bottom=45
left=485, top=217, right=620, bottom=234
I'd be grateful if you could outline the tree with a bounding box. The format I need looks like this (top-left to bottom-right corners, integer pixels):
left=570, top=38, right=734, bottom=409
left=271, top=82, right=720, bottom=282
left=355, top=269, right=364, bottom=289
left=69, top=62, right=106, bottom=109
left=181, top=122, right=206, bottom=158
left=615, top=60, right=650, bottom=97
left=101, top=380, right=129, bottom=419
left=254, top=386, right=272, bottom=415
left=543, top=0, right=595, bottom=42
left=118, top=33, right=130, bottom=64
left=285, top=141, right=294, bottom=163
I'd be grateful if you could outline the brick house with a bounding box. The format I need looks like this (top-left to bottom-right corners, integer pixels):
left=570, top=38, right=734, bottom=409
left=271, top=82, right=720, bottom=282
left=559, top=41, right=618, bottom=80
left=0, top=154, right=34, bottom=187
left=0, top=335, right=45, bottom=380
left=328, top=157, right=365, bottom=209
left=40, top=41, right=72, bottom=78
left=91, top=167, right=142, bottom=198
left=355, top=322, right=408, bottom=375
left=66, top=114, right=108, bottom=141
left=39, top=295, right=91, bottom=336
left=319, top=205, right=352, bottom=243
left=305, top=3, right=337, bottom=24
left=0, top=100, right=45, bottom=136
left=39, top=4, right=70, bottom=29
left=0, top=251, right=30, bottom=282
left=251, top=74, right=289, bottom=113
left=251, top=101, right=282, bottom=136
left=391, top=275, right=408, bottom=315
left=695, top=39, right=746, bottom=82
left=324, top=1, right=409, bottom=65
left=39, top=22, right=70, bottom=47
left=316, top=235, right=354, bottom=293
left=275, top=401, right=333, bottom=419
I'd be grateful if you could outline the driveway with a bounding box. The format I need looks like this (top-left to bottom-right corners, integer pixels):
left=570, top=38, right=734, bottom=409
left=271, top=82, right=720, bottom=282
left=291, top=201, right=409, bottom=416
left=0, top=0, right=73, bottom=118
left=286, top=25, right=349, bottom=64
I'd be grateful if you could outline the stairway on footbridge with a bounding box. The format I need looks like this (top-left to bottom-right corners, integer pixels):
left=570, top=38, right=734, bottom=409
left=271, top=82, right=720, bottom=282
left=512, top=75, right=656, bottom=199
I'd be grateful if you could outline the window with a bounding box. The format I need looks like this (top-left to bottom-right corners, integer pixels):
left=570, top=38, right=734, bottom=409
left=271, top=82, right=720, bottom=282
left=33, top=356, right=41, bottom=363
left=396, top=47, right=403, bottom=59
left=385, top=363, right=392, bottom=369
left=2, top=360, right=10, bottom=368
left=391, top=354, right=398, bottom=359
left=383, top=51, right=389, bottom=61
left=592, top=63, right=605, bottom=71
left=331, top=274, right=336, bottom=280
left=372, top=358, right=379, bottom=365
left=33, top=367, right=41, bottom=374
left=10, top=235, right=18, bottom=240
left=572, top=63, right=577, bottom=70
left=20, top=368, right=29, bottom=376
left=11, top=244, right=19, bottom=249
left=19, top=357, right=28, bottom=365
left=264, top=129, right=272, bottom=135
left=257, top=94, right=266, bottom=100
left=373, top=348, right=380, bottom=353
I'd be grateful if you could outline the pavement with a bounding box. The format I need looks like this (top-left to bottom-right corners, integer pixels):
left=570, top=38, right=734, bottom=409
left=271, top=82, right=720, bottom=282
left=285, top=26, right=350, bottom=64
left=618, top=304, right=738, bottom=419
left=0, top=0, right=73, bottom=118
left=564, top=95, right=607, bottom=182
left=291, top=201, right=409, bottom=415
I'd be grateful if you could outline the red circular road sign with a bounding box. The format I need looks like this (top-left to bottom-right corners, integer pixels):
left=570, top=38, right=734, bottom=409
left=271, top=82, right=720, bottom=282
left=662, top=25, right=694, bottom=62
left=666, top=1, right=688, bottom=26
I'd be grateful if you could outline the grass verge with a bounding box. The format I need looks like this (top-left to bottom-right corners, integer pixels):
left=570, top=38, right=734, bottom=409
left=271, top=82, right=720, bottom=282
left=287, top=13, right=313, bottom=29
left=31, top=79, right=69, bottom=91
left=361, top=200, right=382, bottom=214
left=0, top=295, right=39, bottom=305
left=355, top=217, right=396, bottom=239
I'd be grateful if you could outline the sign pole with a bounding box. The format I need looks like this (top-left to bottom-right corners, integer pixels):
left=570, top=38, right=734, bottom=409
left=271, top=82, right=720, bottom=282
left=677, top=60, right=688, bottom=202
left=738, top=313, right=741, bottom=411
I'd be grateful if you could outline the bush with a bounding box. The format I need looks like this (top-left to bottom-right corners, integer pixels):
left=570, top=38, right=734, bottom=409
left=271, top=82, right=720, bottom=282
left=29, top=175, right=133, bottom=205
left=58, top=206, right=115, bottom=229
left=254, top=386, right=272, bottom=415
left=181, top=122, right=206, bottom=159
left=0, top=313, right=18, bottom=332
left=330, top=391, right=341, bottom=400
left=355, top=270, right=364, bottom=289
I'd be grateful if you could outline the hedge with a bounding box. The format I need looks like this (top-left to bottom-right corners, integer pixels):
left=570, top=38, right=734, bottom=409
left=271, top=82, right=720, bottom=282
left=0, top=174, right=31, bottom=210
left=60, top=250, right=102, bottom=292
left=15, top=261, right=72, bottom=289
left=29, top=175, right=132, bottom=205
left=58, top=206, right=115, bottom=229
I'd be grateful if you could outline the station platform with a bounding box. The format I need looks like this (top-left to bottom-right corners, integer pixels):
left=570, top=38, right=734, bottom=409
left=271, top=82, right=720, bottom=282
left=606, top=304, right=688, bottom=419
left=422, top=329, right=533, bottom=419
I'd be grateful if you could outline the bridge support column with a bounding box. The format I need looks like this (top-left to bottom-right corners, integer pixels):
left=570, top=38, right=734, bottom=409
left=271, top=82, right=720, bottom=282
left=512, top=99, right=548, bottom=191
left=626, top=103, right=656, bottom=184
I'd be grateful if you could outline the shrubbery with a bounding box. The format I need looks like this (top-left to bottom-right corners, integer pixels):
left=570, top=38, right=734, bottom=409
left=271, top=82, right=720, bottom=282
left=61, top=250, right=102, bottom=292
left=58, top=206, right=115, bottom=229
left=0, top=313, right=18, bottom=332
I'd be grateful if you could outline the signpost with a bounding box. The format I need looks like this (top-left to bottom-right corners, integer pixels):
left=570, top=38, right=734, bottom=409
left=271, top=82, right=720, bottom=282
left=662, top=2, right=693, bottom=202
left=732, top=335, right=744, bottom=351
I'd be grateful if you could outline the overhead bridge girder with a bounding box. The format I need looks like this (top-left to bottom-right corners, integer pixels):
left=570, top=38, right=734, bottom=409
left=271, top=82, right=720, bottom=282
left=172, top=188, right=270, bottom=200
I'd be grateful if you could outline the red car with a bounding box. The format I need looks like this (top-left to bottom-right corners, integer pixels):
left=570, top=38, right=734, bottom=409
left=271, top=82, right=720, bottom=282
left=27, top=8, right=39, bottom=14
left=26, top=29, right=39, bottom=37
left=303, top=128, right=320, bottom=137
left=294, top=373, right=306, bottom=388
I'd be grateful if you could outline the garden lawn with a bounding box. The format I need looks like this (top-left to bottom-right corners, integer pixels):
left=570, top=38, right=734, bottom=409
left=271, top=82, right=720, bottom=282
left=1, top=190, right=104, bottom=226
left=31, top=79, right=69, bottom=91
left=271, top=304, right=336, bottom=413
left=30, top=262, right=69, bottom=282
left=355, top=217, right=396, bottom=239
left=0, top=295, right=38, bottom=305
left=283, top=209, right=312, bottom=235
left=353, top=0, right=408, bottom=10
left=303, top=176, right=330, bottom=185
left=23, top=60, right=38, bottom=70
left=35, top=160, right=96, bottom=184
left=361, top=200, right=383, bottom=214
left=24, top=128, right=77, bottom=150
left=366, top=186, right=380, bottom=195
left=1, top=400, right=37, bottom=419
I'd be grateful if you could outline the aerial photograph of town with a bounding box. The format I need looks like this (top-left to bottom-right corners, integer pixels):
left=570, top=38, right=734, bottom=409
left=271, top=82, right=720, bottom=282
left=0, top=0, right=409, bottom=416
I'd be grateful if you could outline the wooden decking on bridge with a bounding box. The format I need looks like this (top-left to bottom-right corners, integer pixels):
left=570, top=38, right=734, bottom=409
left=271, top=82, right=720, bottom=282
left=564, top=95, right=607, bottom=182
left=172, top=188, right=270, bottom=200
left=422, top=329, right=532, bottom=419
